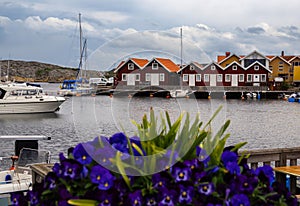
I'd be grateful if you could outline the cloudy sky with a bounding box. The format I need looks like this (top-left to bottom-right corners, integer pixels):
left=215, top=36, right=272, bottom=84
left=1, top=0, right=300, bottom=71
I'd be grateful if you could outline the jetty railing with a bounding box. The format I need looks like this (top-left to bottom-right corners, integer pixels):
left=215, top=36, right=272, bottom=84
left=239, top=147, right=300, bottom=193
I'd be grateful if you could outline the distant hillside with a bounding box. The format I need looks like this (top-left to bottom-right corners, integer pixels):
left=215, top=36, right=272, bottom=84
left=0, top=60, right=103, bottom=83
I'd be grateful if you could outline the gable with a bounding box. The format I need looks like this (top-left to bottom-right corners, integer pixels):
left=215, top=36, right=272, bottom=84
left=155, top=58, right=180, bottom=72
left=219, top=54, right=241, bottom=67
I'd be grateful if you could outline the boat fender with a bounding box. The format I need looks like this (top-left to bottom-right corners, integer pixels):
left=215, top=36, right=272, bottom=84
left=5, top=174, right=12, bottom=183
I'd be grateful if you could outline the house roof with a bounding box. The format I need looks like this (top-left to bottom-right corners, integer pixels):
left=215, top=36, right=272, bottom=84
left=114, top=58, right=148, bottom=73
left=131, top=58, right=149, bottom=67
left=218, top=53, right=241, bottom=64
left=239, top=50, right=268, bottom=61
left=224, top=61, right=245, bottom=70
left=269, top=55, right=291, bottom=65
left=155, top=58, right=180, bottom=72
left=178, top=61, right=203, bottom=73
left=245, top=61, right=272, bottom=73
left=202, top=61, right=224, bottom=70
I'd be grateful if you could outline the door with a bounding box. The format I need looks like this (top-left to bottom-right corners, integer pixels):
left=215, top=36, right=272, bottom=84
left=151, top=73, right=159, bottom=86
left=210, top=74, right=216, bottom=86
left=189, top=74, right=195, bottom=86
left=253, top=74, right=260, bottom=82
left=231, top=74, right=238, bottom=86
left=127, top=74, right=135, bottom=86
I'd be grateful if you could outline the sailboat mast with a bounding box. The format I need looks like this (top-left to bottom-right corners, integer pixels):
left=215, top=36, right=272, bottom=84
left=180, top=27, right=183, bottom=69
left=79, top=13, right=83, bottom=78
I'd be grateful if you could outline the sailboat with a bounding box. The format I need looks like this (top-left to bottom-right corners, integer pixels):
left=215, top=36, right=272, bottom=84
left=170, top=28, right=190, bottom=98
left=58, top=13, right=92, bottom=96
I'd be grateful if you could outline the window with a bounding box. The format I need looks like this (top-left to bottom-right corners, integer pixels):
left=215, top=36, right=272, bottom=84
left=217, top=74, right=222, bottom=82
left=159, top=73, right=165, bottom=81
left=261, top=74, right=266, bottom=82
left=204, top=74, right=209, bottom=82
left=183, top=74, right=188, bottom=82
left=269, top=66, right=273, bottom=71
left=196, top=74, right=201, bottom=82
left=128, top=63, right=134, bottom=70
left=152, top=63, right=158, bottom=70
left=232, top=65, right=237, bottom=70
left=211, top=65, right=216, bottom=70
left=190, top=65, right=194, bottom=70
left=225, top=74, right=231, bottom=82
left=135, top=74, right=140, bottom=81
left=254, top=65, right=259, bottom=70
left=239, top=74, right=244, bottom=82
left=122, top=74, right=127, bottom=81
left=145, top=73, right=151, bottom=81
left=247, top=74, right=252, bottom=82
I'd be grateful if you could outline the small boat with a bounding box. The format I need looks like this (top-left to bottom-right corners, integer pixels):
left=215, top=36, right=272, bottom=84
left=170, top=89, right=190, bottom=98
left=288, top=92, right=300, bottom=102
left=0, top=83, right=65, bottom=114
left=58, top=78, right=92, bottom=96
left=0, top=135, right=51, bottom=203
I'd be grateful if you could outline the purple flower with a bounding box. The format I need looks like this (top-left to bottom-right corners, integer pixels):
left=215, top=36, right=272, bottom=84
left=145, top=195, right=157, bottom=206
left=230, top=194, right=250, bottom=206
left=233, top=174, right=258, bottom=194
left=198, top=182, right=214, bottom=195
left=152, top=172, right=171, bottom=189
left=197, top=147, right=210, bottom=166
left=61, top=159, right=83, bottom=180
left=255, top=165, right=275, bottom=184
left=178, top=184, right=194, bottom=204
left=171, top=163, right=191, bottom=182
left=44, top=172, right=58, bottom=190
left=52, top=162, right=62, bottom=177
left=73, top=143, right=93, bottom=165
left=128, top=190, right=143, bottom=206
left=10, top=192, right=26, bottom=206
left=221, top=150, right=238, bottom=165
left=27, top=190, right=39, bottom=206
left=90, top=165, right=115, bottom=190
left=94, top=146, right=115, bottom=166
left=225, top=161, right=241, bottom=175
left=158, top=188, right=177, bottom=206
left=108, top=132, right=128, bottom=153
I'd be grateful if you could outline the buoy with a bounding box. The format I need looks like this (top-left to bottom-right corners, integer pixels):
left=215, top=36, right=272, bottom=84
left=109, top=93, right=113, bottom=98
left=128, top=94, right=132, bottom=98
left=91, top=93, right=96, bottom=97
left=208, top=95, right=211, bottom=100
left=223, top=95, right=226, bottom=99
left=166, top=95, right=170, bottom=99
left=241, top=96, right=245, bottom=100
left=186, top=95, right=190, bottom=99
left=150, top=93, right=153, bottom=98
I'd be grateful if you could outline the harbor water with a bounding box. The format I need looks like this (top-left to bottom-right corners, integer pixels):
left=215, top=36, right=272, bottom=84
left=0, top=83, right=299, bottom=163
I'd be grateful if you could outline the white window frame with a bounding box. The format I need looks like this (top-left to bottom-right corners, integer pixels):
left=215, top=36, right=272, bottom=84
left=183, top=74, right=188, bottom=82
left=247, top=74, right=252, bottom=82
left=211, top=65, right=216, bottom=70
left=135, top=74, right=140, bottom=81
left=190, top=65, right=194, bottom=70
left=159, top=73, right=165, bottom=82
left=122, top=74, right=127, bottom=81
left=225, top=74, right=231, bottom=82
left=254, top=65, right=259, bottom=71
left=204, top=74, right=209, bottom=82
left=232, top=65, right=237, bottom=70
left=128, top=63, right=134, bottom=70
left=196, top=74, right=201, bottom=82
left=239, top=74, right=244, bottom=82
left=261, top=74, right=266, bottom=82
left=152, top=63, right=158, bottom=70
left=145, top=73, right=151, bottom=81
left=217, top=74, right=222, bottom=82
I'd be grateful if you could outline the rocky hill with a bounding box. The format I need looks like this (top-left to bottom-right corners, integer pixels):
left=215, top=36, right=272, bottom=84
left=0, top=60, right=103, bottom=83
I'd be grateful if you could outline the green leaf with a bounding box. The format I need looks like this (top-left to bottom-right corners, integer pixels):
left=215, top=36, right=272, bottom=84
left=67, top=199, right=98, bottom=206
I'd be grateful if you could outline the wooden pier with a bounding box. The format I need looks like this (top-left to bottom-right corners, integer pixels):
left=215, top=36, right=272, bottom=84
left=239, top=146, right=300, bottom=194
left=95, top=85, right=294, bottom=99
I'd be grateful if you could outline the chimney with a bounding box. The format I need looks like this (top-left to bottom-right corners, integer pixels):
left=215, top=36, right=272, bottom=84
left=225, top=52, right=230, bottom=57
left=281, top=51, right=284, bottom=56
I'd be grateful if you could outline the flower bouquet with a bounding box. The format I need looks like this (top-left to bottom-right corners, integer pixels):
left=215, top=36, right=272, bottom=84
left=11, top=107, right=297, bottom=205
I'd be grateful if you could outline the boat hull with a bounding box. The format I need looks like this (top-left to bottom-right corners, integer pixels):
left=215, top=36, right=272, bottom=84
left=0, top=98, right=65, bottom=114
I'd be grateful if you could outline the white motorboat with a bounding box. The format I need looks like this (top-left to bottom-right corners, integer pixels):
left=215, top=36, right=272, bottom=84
left=0, top=83, right=65, bottom=114
left=288, top=92, right=300, bottom=102
left=170, top=89, right=190, bottom=98
left=0, top=135, right=51, bottom=204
